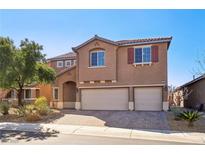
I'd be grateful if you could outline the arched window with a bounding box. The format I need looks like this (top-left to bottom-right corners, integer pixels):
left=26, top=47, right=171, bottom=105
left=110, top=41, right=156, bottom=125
left=90, top=50, right=105, bottom=67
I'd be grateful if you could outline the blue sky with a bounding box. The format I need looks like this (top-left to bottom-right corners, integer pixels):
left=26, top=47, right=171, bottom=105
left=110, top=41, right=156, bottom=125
left=0, top=9, right=205, bottom=87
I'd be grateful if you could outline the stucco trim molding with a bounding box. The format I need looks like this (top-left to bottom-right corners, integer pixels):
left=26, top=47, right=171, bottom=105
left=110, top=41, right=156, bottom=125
left=128, top=101, right=134, bottom=111
left=75, top=102, right=81, bottom=110
left=163, top=101, right=169, bottom=111
left=78, top=84, right=165, bottom=89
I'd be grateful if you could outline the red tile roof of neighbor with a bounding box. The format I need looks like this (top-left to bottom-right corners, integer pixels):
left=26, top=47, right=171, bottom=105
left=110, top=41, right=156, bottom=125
left=47, top=52, right=76, bottom=61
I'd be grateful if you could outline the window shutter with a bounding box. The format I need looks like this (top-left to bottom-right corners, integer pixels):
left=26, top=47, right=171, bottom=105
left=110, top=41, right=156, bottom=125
left=152, top=46, right=159, bottom=62
left=128, top=48, right=134, bottom=64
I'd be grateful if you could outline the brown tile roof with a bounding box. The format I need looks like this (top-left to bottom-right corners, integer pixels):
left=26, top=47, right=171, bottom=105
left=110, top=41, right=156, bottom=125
left=72, top=35, right=172, bottom=52
left=56, top=65, right=76, bottom=77
left=72, top=35, right=118, bottom=51
left=49, top=36, right=172, bottom=59
left=47, top=52, right=76, bottom=61
left=116, top=37, right=172, bottom=46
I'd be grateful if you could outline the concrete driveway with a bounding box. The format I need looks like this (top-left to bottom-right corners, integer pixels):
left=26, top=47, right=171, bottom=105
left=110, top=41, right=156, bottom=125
left=52, top=110, right=170, bottom=130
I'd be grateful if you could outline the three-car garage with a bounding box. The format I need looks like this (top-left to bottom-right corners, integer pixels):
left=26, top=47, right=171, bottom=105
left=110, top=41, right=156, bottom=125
left=80, top=87, right=163, bottom=111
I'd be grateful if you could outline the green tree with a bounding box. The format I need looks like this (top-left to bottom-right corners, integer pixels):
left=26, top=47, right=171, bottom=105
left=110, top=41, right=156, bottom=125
left=0, top=37, right=56, bottom=106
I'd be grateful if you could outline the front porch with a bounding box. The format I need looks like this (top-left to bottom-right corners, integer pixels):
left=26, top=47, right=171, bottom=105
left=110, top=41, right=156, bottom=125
left=50, top=66, right=77, bottom=109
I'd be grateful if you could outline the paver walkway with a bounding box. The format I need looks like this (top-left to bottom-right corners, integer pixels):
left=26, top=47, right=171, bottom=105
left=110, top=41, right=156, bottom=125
left=52, top=110, right=170, bottom=130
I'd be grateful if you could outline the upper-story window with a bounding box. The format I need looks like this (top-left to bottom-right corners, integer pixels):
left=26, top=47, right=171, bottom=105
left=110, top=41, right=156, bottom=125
left=90, top=50, right=105, bottom=67
left=134, top=46, right=151, bottom=64
left=65, top=60, right=71, bottom=67
left=57, top=61, right=64, bottom=68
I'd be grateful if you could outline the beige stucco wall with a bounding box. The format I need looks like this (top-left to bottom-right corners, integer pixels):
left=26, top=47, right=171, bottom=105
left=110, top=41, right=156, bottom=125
left=49, top=58, right=76, bottom=74
left=77, top=41, right=167, bottom=85
left=37, top=84, right=52, bottom=103
left=77, top=40, right=118, bottom=82
left=76, top=39, right=168, bottom=101
left=53, top=67, right=76, bottom=103
left=117, top=43, right=167, bottom=85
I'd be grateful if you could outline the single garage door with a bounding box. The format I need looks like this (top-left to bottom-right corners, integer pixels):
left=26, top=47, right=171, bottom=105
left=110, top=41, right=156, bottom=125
left=134, top=87, right=162, bottom=111
left=81, top=88, right=128, bottom=110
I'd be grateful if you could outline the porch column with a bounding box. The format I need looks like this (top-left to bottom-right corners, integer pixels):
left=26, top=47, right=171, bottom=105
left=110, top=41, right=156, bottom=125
left=75, top=88, right=81, bottom=110
left=56, top=85, right=63, bottom=109
left=128, top=87, right=134, bottom=111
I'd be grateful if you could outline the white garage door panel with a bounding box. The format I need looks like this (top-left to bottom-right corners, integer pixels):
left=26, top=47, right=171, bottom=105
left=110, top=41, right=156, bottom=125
left=134, top=87, right=162, bottom=111
left=81, top=88, right=128, bottom=110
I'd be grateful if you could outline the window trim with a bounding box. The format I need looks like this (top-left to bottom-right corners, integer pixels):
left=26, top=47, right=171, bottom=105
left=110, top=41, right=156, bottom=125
left=89, top=50, right=105, bottom=68
left=134, top=45, right=152, bottom=65
left=65, top=60, right=71, bottom=67
left=53, top=87, right=59, bottom=101
left=57, top=61, right=64, bottom=68
left=74, top=60, right=76, bottom=65
left=24, top=89, right=34, bottom=100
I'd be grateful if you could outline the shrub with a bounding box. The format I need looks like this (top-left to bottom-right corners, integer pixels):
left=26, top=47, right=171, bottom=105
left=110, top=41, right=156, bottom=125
left=25, top=112, right=41, bottom=122
left=15, top=105, right=27, bottom=117
left=0, top=101, right=10, bottom=115
left=177, top=110, right=203, bottom=127
left=34, top=97, right=50, bottom=115
left=14, top=97, right=51, bottom=122
left=170, top=107, right=182, bottom=120
left=19, top=104, right=41, bottom=122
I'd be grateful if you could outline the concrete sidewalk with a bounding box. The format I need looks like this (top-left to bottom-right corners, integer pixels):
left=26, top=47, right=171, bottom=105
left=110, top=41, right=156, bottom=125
left=0, top=122, right=205, bottom=144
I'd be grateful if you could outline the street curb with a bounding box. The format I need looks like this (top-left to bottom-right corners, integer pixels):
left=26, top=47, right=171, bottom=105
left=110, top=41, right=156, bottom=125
left=0, top=122, right=205, bottom=144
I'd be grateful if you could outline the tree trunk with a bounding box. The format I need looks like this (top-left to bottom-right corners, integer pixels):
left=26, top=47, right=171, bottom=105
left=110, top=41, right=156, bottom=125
left=17, top=88, right=23, bottom=106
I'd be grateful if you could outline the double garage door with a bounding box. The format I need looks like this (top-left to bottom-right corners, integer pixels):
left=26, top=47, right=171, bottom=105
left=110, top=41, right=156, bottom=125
left=81, top=88, right=128, bottom=110
left=81, top=87, right=162, bottom=111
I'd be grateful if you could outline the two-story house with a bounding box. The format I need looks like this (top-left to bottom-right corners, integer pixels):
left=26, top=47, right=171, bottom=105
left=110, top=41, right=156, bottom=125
left=50, top=35, right=172, bottom=111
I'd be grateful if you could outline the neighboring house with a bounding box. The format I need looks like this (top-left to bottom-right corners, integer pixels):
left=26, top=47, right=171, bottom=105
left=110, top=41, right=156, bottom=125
left=174, top=75, right=205, bottom=110
left=0, top=52, right=76, bottom=106
left=0, top=35, right=172, bottom=111
left=47, top=52, right=76, bottom=74
left=50, top=35, right=172, bottom=111
left=0, top=84, right=51, bottom=106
